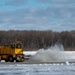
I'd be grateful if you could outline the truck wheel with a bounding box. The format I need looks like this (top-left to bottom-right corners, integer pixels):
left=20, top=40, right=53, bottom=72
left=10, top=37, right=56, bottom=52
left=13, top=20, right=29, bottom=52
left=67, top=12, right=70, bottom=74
left=0, top=56, right=1, bottom=62
left=9, top=56, right=14, bottom=62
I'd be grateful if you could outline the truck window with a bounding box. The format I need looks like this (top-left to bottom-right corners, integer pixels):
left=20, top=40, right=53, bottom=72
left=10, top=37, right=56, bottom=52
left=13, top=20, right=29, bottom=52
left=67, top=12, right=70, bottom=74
left=11, top=44, right=15, bottom=48
left=16, top=44, right=22, bottom=48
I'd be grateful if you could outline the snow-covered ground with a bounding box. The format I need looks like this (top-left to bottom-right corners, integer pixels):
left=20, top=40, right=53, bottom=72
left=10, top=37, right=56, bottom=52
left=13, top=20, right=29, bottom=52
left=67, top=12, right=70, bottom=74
left=23, top=51, right=37, bottom=56
left=0, top=63, right=75, bottom=75
left=1, top=45, right=75, bottom=75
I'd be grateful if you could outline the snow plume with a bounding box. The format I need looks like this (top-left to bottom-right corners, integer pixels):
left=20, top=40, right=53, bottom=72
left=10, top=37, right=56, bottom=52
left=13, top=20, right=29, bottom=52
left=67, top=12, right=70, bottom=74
left=27, top=44, right=75, bottom=63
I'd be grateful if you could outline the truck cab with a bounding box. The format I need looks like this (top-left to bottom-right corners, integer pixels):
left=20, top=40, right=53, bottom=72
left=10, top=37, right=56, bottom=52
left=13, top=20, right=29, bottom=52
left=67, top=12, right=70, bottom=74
left=0, top=41, right=24, bottom=62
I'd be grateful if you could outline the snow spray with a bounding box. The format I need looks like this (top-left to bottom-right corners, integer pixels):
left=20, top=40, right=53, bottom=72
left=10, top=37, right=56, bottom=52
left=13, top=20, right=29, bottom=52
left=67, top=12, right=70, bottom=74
left=27, top=44, right=75, bottom=63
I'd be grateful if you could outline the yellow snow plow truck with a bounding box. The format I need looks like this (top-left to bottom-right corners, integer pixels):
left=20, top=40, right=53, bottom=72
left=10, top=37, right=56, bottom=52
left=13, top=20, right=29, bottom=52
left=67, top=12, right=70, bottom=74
left=0, top=41, right=24, bottom=62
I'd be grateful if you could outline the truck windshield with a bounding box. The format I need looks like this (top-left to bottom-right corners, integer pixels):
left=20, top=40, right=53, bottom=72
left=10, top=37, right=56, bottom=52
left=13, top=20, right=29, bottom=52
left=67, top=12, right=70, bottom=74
left=16, top=44, right=22, bottom=48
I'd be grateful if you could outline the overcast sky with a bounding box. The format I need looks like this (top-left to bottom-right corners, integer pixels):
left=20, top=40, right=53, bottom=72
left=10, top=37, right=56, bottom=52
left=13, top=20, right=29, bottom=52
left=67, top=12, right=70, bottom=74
left=0, top=0, right=75, bottom=31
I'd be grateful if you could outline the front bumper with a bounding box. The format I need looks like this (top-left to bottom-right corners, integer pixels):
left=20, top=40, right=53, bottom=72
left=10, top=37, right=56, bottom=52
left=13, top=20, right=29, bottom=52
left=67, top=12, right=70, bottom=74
left=16, top=54, right=24, bottom=62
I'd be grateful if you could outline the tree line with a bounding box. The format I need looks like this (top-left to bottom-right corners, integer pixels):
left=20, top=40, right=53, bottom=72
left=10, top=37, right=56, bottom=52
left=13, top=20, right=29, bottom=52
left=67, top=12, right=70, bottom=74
left=0, top=30, right=75, bottom=51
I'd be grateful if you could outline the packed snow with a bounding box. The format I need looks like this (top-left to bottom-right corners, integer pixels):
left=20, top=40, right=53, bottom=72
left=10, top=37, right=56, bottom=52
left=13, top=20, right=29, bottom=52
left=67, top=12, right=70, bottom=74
left=0, top=63, right=75, bottom=75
